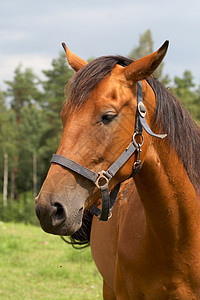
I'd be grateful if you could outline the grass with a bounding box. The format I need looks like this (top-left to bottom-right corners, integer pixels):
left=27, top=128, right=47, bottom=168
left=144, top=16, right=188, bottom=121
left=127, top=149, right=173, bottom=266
left=0, top=221, right=103, bottom=300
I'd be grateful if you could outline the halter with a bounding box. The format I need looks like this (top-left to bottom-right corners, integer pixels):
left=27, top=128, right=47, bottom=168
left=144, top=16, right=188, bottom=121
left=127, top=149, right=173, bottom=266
left=50, top=82, right=167, bottom=221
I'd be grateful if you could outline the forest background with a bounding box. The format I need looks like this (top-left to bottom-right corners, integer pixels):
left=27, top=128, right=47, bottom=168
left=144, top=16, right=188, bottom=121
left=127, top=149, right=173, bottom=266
left=0, top=30, right=200, bottom=225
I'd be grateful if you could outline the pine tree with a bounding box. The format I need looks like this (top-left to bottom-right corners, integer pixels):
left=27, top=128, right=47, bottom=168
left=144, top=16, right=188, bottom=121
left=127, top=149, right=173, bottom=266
left=0, top=91, right=17, bottom=204
left=5, top=65, right=42, bottom=123
left=129, top=29, right=169, bottom=84
left=173, top=70, right=199, bottom=123
left=19, top=105, right=49, bottom=196
left=42, top=51, right=74, bottom=114
left=41, top=52, right=74, bottom=161
left=4, top=65, right=42, bottom=198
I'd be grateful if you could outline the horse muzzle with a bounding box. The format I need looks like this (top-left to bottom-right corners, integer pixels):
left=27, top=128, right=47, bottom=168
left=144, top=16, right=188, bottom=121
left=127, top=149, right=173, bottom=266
left=35, top=196, right=83, bottom=236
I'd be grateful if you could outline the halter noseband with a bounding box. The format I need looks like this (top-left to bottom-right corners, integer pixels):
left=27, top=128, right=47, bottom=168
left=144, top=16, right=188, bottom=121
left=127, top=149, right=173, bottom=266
left=50, top=82, right=167, bottom=221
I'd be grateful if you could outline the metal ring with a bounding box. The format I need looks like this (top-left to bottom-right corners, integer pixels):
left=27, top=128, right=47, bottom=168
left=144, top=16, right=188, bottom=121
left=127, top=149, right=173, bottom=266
left=132, top=133, right=144, bottom=148
left=95, top=170, right=110, bottom=189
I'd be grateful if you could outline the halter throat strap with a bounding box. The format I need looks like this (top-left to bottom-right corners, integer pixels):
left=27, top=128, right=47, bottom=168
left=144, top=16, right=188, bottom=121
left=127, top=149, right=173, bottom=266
left=50, top=81, right=166, bottom=221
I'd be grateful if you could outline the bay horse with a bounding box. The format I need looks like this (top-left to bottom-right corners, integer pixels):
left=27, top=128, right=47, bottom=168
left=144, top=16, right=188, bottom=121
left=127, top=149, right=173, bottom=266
left=35, top=41, right=200, bottom=299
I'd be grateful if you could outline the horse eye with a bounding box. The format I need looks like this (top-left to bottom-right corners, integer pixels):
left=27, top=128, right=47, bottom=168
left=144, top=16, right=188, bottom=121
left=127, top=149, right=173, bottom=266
left=101, top=113, right=117, bottom=124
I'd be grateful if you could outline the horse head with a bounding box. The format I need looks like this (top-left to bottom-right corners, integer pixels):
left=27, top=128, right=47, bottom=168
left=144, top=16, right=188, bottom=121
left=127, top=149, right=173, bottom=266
left=35, top=41, right=168, bottom=236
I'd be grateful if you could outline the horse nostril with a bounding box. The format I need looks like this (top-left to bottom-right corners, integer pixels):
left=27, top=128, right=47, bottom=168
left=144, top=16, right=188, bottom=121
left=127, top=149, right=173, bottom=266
left=53, top=203, right=66, bottom=220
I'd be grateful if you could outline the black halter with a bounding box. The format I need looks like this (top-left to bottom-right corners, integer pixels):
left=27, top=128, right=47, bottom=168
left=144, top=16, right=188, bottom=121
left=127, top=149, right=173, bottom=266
left=50, top=82, right=167, bottom=221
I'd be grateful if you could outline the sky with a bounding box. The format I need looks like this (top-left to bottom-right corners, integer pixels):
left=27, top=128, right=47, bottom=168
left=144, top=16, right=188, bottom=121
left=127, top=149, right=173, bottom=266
left=0, top=0, right=200, bottom=90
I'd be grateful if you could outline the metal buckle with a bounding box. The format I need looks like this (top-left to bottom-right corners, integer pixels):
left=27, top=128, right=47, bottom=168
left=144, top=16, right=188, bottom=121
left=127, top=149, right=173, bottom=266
left=132, top=133, right=144, bottom=148
left=95, top=170, right=110, bottom=189
left=98, top=211, right=112, bottom=221
left=133, top=144, right=142, bottom=173
left=133, top=160, right=141, bottom=171
left=138, top=102, right=146, bottom=118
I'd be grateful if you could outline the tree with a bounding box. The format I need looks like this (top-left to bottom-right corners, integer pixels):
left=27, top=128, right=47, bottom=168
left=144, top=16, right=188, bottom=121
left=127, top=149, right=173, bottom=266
left=172, top=70, right=199, bottom=122
left=19, top=105, right=49, bottom=196
left=42, top=51, right=74, bottom=114
left=194, top=85, right=200, bottom=124
left=41, top=52, right=74, bottom=163
left=5, top=65, right=42, bottom=123
left=0, top=91, right=17, bottom=204
left=4, top=65, right=42, bottom=198
left=0, top=91, right=8, bottom=205
left=129, top=29, right=170, bottom=84
left=129, top=29, right=153, bottom=59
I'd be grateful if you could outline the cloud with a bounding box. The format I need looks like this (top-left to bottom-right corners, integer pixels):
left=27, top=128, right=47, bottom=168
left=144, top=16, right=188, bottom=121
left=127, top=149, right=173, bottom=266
left=0, top=0, right=200, bottom=88
left=0, top=53, right=52, bottom=90
left=0, top=30, right=27, bottom=41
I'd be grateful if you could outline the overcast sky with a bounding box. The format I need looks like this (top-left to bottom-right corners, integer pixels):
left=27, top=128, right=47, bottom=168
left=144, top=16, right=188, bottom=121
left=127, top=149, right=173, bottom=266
left=0, top=0, right=200, bottom=90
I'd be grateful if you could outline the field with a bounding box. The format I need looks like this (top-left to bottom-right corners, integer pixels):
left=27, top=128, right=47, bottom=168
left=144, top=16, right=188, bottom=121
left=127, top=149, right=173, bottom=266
left=0, top=222, right=103, bottom=300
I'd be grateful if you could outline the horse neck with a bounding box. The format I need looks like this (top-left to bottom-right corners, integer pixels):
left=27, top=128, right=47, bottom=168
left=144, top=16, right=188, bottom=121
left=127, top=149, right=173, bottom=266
left=134, top=139, right=200, bottom=257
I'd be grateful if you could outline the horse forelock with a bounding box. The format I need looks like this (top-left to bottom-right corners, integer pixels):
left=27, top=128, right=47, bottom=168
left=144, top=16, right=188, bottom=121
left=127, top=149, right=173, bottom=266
left=65, top=55, right=133, bottom=110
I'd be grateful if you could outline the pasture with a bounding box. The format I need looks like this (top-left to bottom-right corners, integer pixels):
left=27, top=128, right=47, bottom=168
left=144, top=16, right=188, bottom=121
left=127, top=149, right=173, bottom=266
left=0, top=222, right=102, bottom=299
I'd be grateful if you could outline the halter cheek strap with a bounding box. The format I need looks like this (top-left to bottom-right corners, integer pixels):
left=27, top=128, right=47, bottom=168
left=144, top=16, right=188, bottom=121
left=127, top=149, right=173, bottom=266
left=50, top=82, right=167, bottom=221
left=51, top=139, right=138, bottom=221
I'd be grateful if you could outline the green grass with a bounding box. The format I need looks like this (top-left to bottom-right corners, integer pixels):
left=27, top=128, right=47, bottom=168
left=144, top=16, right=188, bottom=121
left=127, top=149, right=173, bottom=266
left=0, top=221, right=103, bottom=299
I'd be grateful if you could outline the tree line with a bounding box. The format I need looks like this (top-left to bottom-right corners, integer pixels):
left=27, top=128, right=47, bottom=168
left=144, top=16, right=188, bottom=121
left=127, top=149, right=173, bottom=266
left=0, top=30, right=199, bottom=223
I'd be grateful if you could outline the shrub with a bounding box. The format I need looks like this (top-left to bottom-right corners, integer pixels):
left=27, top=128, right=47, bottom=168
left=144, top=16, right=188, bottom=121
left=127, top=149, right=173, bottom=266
left=0, top=192, right=39, bottom=225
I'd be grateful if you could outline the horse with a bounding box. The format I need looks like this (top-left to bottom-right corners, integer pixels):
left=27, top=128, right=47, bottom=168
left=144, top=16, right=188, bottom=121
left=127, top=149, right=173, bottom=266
left=35, top=41, right=200, bottom=299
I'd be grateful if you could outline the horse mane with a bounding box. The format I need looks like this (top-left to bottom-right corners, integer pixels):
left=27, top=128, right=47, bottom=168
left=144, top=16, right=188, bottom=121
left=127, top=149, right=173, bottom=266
left=65, top=55, right=200, bottom=248
left=147, top=77, right=200, bottom=195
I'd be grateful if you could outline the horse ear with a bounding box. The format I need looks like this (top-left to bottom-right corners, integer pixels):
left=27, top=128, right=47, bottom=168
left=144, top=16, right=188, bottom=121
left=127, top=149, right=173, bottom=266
left=62, top=43, right=88, bottom=72
left=124, top=40, right=169, bottom=82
